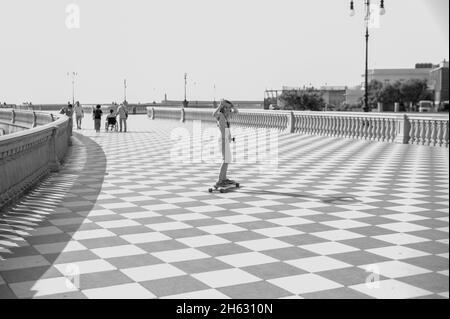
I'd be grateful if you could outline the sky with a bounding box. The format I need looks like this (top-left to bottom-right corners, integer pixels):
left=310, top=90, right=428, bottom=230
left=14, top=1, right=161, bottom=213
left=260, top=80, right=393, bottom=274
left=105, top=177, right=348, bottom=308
left=0, top=0, right=448, bottom=104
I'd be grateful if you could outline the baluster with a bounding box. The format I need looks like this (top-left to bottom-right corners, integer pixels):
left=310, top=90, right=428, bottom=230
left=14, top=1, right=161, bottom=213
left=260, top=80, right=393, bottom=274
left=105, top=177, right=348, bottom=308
left=436, top=121, right=443, bottom=147
left=375, top=118, right=381, bottom=141
left=425, top=120, right=432, bottom=146
left=408, top=119, right=415, bottom=144
left=379, top=118, right=386, bottom=142
left=419, top=120, right=426, bottom=145
left=430, top=120, right=437, bottom=147
left=443, top=121, right=449, bottom=148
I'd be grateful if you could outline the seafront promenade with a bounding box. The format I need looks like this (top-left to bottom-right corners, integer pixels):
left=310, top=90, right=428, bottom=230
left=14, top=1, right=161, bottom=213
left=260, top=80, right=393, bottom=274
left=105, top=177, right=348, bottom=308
left=0, top=114, right=448, bottom=299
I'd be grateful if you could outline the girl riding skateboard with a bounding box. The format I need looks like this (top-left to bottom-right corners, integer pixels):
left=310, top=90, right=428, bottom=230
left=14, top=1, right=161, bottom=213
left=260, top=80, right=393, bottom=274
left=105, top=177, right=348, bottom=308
left=212, top=99, right=239, bottom=188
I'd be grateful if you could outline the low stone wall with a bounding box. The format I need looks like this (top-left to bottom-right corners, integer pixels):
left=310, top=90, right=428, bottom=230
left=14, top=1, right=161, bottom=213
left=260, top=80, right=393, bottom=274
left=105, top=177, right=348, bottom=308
left=147, top=107, right=449, bottom=148
left=0, top=109, right=71, bottom=209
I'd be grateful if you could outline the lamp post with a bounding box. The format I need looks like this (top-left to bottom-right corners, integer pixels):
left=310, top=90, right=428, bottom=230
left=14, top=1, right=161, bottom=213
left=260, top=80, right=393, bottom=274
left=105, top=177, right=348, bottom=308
left=124, top=79, right=127, bottom=103
left=183, top=73, right=188, bottom=108
left=67, top=72, right=78, bottom=105
left=350, top=0, right=385, bottom=112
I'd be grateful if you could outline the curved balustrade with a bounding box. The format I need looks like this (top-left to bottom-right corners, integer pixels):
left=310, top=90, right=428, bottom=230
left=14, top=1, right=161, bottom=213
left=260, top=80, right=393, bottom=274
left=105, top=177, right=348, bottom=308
left=0, top=109, right=71, bottom=209
left=147, top=107, right=449, bottom=148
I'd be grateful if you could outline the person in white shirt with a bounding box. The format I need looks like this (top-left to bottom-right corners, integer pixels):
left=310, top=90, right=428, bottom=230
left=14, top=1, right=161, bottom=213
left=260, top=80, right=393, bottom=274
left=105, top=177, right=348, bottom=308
left=116, top=103, right=128, bottom=132
left=73, top=101, right=84, bottom=129
left=212, top=99, right=239, bottom=187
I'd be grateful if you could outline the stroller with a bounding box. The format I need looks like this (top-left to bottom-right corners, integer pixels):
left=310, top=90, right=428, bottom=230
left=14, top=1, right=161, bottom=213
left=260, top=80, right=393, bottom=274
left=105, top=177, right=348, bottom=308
left=105, top=110, right=118, bottom=132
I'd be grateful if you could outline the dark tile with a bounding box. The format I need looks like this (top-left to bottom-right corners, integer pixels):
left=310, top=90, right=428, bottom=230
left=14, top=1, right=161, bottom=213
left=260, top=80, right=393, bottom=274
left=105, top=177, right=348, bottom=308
left=242, top=262, right=306, bottom=280
left=219, top=281, right=291, bottom=299
left=141, top=275, right=209, bottom=297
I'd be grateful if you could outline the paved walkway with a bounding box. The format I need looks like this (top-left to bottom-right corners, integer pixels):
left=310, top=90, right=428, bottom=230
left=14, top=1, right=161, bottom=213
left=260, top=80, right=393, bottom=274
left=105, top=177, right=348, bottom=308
left=0, top=115, right=448, bottom=299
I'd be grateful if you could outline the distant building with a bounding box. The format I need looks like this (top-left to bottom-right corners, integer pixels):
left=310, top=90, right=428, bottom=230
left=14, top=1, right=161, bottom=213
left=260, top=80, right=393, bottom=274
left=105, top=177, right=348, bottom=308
left=345, top=86, right=364, bottom=105
left=320, top=86, right=346, bottom=107
left=364, top=62, right=436, bottom=87
left=429, top=60, right=449, bottom=105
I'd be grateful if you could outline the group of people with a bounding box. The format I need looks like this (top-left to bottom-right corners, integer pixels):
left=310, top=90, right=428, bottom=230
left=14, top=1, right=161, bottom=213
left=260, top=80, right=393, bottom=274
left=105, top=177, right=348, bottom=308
left=92, top=103, right=128, bottom=133
left=60, top=101, right=129, bottom=133
left=60, top=98, right=238, bottom=189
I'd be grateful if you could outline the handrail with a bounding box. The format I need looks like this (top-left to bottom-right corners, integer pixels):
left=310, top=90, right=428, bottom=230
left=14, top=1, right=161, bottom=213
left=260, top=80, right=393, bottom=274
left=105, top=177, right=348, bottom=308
left=0, top=109, right=71, bottom=209
left=146, top=106, right=449, bottom=148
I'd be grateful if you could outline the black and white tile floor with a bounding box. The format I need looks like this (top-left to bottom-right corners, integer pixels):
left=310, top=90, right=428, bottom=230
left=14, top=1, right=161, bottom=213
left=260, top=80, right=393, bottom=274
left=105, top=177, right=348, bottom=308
left=0, top=115, right=448, bottom=299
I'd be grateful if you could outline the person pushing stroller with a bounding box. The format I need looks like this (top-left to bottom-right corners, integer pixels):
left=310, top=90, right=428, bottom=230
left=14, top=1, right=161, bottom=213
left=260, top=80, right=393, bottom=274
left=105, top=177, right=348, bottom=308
left=212, top=99, right=239, bottom=188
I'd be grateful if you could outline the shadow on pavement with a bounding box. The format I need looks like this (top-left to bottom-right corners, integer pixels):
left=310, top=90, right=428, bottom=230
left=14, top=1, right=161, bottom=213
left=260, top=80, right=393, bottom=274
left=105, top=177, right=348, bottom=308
left=0, top=132, right=106, bottom=298
left=239, top=188, right=361, bottom=205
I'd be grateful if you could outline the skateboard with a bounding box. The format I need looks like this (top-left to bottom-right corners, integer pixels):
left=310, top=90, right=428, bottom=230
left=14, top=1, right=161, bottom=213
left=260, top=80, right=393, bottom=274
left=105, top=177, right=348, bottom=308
left=208, top=182, right=240, bottom=193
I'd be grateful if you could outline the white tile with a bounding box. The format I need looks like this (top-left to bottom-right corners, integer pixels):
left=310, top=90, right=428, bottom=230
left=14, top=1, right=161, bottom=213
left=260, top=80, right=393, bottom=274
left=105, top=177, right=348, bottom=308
left=121, top=264, right=185, bottom=282
left=31, top=226, right=63, bottom=236
left=199, top=224, right=246, bottom=234
left=177, top=235, right=230, bottom=248
left=121, top=232, right=170, bottom=244
left=359, top=261, right=431, bottom=279
left=87, top=209, right=115, bottom=217
left=329, top=211, right=373, bottom=219
left=50, top=217, right=91, bottom=226
left=92, top=245, right=146, bottom=259
left=244, top=200, right=282, bottom=207
left=287, top=256, right=352, bottom=272
left=301, top=242, right=359, bottom=255
left=279, top=209, right=322, bottom=217
left=72, top=229, right=115, bottom=240
left=193, top=269, right=260, bottom=288
left=291, top=201, right=329, bottom=209
left=268, top=274, right=342, bottom=294
left=254, top=227, right=303, bottom=238
left=152, top=248, right=209, bottom=263
left=9, top=277, right=78, bottom=298
left=169, top=213, right=209, bottom=221
left=122, top=211, right=160, bottom=219
left=321, top=219, right=369, bottom=229
left=386, top=206, right=427, bottom=213
left=230, top=207, right=274, bottom=215
left=350, top=279, right=431, bottom=299
left=142, top=204, right=179, bottom=211
left=162, top=289, right=230, bottom=299
left=237, top=238, right=291, bottom=251
left=373, top=233, right=430, bottom=245
left=55, top=259, right=116, bottom=275
left=186, top=206, right=225, bottom=213
left=383, top=213, right=427, bottom=222
left=217, top=252, right=278, bottom=268
left=83, top=283, right=155, bottom=299
left=34, top=241, right=87, bottom=255
left=101, top=202, right=138, bottom=209
left=312, top=230, right=364, bottom=241
left=217, top=215, right=260, bottom=224
left=147, top=222, right=191, bottom=231
left=97, top=219, right=140, bottom=229
left=0, top=255, right=50, bottom=271
left=367, top=246, right=429, bottom=260
left=378, top=222, right=428, bottom=233
left=268, top=217, right=314, bottom=226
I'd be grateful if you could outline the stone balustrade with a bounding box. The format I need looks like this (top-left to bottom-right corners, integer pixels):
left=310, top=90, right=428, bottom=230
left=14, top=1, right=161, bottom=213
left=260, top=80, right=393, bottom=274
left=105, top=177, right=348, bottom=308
left=147, top=106, right=449, bottom=148
left=0, top=109, right=71, bottom=209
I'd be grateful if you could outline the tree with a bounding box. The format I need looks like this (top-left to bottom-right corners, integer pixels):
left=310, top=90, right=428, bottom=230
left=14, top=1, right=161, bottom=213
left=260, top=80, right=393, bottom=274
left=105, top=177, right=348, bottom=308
left=378, top=81, right=402, bottom=105
left=278, top=89, right=325, bottom=111
left=400, top=79, right=432, bottom=109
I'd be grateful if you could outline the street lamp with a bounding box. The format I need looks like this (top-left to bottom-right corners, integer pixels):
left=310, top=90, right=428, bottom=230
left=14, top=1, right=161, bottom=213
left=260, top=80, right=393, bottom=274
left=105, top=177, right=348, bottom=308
left=183, top=73, right=188, bottom=108
left=67, top=72, right=78, bottom=105
left=349, top=0, right=386, bottom=112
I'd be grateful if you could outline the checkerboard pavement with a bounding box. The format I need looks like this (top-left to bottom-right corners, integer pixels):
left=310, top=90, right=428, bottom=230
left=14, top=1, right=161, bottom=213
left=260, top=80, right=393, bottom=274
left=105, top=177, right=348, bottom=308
left=0, top=115, right=448, bottom=299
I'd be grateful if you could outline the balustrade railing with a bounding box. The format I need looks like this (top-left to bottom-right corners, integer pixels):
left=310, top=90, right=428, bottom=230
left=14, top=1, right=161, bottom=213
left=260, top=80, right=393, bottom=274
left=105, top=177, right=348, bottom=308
left=0, top=109, right=71, bottom=209
left=147, top=107, right=449, bottom=148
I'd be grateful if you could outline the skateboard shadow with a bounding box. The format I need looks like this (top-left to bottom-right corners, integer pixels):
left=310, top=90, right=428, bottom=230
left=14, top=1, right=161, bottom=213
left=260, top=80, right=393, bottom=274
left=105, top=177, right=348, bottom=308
left=239, top=188, right=361, bottom=205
